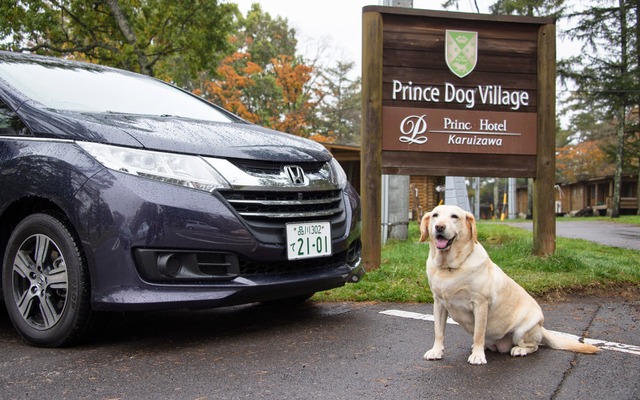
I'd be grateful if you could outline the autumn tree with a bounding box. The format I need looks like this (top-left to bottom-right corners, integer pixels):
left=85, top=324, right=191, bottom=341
left=270, top=55, right=325, bottom=138
left=198, top=4, right=330, bottom=140
left=0, top=0, right=236, bottom=87
left=556, top=140, right=615, bottom=182
left=197, top=52, right=263, bottom=123
left=198, top=4, right=355, bottom=143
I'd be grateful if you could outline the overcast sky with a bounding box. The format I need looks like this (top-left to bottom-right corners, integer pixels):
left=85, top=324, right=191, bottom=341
left=230, top=1, right=468, bottom=68
left=229, top=0, right=582, bottom=73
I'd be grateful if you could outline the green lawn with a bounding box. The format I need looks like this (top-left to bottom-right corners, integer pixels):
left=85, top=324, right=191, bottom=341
left=314, top=220, right=640, bottom=303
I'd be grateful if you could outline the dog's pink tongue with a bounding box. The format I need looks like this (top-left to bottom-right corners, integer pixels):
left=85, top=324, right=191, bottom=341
left=436, top=237, right=450, bottom=249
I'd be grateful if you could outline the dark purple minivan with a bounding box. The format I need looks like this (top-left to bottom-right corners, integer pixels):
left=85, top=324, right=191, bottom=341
left=0, top=51, right=363, bottom=347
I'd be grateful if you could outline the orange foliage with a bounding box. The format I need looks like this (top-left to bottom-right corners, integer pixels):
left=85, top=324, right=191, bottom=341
left=556, top=140, right=615, bottom=182
left=197, top=52, right=262, bottom=123
left=309, top=133, right=336, bottom=144
left=195, top=52, right=334, bottom=144
left=272, top=55, right=311, bottom=104
left=269, top=55, right=322, bottom=138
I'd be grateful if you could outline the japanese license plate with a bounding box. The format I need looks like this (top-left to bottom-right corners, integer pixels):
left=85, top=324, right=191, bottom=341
left=286, top=221, right=332, bottom=260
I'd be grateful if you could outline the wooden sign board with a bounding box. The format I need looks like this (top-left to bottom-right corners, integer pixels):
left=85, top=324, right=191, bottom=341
left=361, top=7, right=556, bottom=269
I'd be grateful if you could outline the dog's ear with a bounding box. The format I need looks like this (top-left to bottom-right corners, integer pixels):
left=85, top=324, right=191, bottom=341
left=419, top=212, right=431, bottom=242
left=465, top=212, right=478, bottom=243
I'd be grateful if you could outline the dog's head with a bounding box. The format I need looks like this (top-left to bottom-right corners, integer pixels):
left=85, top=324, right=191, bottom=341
left=419, top=205, right=477, bottom=251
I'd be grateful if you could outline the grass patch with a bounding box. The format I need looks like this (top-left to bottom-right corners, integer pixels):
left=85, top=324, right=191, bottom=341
left=313, top=221, right=640, bottom=303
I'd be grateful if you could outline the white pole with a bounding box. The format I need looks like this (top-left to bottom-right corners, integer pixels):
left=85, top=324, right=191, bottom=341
left=508, top=177, right=517, bottom=219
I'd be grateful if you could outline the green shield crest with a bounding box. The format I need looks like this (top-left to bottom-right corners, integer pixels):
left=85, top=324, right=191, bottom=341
left=445, top=30, right=478, bottom=78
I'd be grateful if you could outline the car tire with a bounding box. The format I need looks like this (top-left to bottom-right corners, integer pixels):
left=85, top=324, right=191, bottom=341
left=2, top=213, right=97, bottom=347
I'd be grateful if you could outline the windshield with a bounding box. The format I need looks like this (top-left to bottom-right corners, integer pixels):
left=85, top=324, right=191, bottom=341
left=0, top=60, right=233, bottom=123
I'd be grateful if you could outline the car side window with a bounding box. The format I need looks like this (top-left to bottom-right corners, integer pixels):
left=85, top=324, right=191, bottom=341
left=0, top=100, right=30, bottom=136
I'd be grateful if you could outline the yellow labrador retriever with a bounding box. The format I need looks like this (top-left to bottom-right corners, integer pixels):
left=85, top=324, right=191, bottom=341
left=419, top=205, right=599, bottom=365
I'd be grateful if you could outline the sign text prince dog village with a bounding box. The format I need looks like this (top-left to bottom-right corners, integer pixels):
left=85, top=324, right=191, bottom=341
left=360, top=7, right=557, bottom=269
left=382, top=28, right=537, bottom=157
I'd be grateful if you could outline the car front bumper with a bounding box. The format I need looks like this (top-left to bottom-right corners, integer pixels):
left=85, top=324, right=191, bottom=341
left=75, top=169, right=363, bottom=311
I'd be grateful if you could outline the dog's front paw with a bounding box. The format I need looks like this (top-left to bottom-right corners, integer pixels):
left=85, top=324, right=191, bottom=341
left=424, top=348, right=443, bottom=360
left=510, top=346, right=532, bottom=357
left=467, top=352, right=487, bottom=365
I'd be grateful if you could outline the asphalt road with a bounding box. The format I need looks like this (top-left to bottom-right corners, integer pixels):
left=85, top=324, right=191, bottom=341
left=1, top=296, right=639, bottom=399
left=505, top=220, right=640, bottom=251
left=2, top=220, right=638, bottom=399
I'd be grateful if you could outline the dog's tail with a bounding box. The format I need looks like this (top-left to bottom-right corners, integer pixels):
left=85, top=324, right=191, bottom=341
left=541, top=327, right=600, bottom=354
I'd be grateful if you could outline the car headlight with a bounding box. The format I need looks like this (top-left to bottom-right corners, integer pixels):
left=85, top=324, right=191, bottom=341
left=77, top=142, right=230, bottom=192
left=329, top=157, right=348, bottom=189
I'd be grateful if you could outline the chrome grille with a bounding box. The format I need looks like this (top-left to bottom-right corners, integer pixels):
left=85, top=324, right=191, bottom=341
left=218, top=189, right=347, bottom=244
left=220, top=190, right=343, bottom=220
left=214, top=158, right=348, bottom=245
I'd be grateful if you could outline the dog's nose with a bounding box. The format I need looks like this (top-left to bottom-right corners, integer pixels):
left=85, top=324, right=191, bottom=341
left=435, top=223, right=445, bottom=232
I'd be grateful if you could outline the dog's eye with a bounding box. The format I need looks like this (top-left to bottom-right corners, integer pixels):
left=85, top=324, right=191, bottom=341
left=432, top=213, right=439, bottom=218
left=451, top=214, right=459, bottom=219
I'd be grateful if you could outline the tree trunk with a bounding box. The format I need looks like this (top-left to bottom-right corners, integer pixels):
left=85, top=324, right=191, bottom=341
left=611, top=0, right=628, bottom=218
left=105, top=0, right=153, bottom=76
left=636, top=0, right=640, bottom=215
left=612, top=107, right=624, bottom=218
left=527, top=178, right=533, bottom=219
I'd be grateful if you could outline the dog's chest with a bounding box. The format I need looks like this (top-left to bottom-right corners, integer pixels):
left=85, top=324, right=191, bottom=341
left=429, top=268, right=474, bottom=302
left=431, top=279, right=484, bottom=332
left=429, top=268, right=485, bottom=310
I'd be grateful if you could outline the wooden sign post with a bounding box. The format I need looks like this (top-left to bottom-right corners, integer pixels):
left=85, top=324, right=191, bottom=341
left=361, top=7, right=556, bottom=270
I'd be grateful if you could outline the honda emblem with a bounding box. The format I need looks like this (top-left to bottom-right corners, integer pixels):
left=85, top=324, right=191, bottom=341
left=283, top=165, right=307, bottom=185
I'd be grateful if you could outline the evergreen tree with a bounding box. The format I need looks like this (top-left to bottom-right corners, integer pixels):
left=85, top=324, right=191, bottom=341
left=561, top=0, right=640, bottom=216
left=316, top=61, right=361, bottom=145
left=488, top=0, right=566, bottom=16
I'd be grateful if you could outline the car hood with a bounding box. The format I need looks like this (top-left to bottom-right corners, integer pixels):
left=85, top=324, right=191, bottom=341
left=20, top=105, right=332, bottom=162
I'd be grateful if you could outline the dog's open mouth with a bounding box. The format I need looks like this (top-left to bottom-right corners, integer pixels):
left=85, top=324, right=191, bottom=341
left=435, top=234, right=455, bottom=250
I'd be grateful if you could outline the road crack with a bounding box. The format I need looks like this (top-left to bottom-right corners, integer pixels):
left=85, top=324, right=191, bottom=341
left=550, top=303, right=602, bottom=399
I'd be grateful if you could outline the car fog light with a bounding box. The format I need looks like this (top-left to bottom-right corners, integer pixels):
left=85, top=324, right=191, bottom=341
left=157, top=253, right=182, bottom=277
